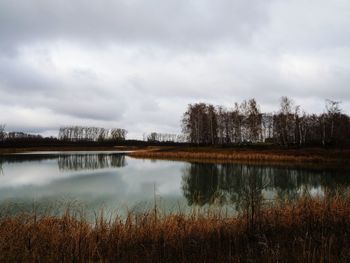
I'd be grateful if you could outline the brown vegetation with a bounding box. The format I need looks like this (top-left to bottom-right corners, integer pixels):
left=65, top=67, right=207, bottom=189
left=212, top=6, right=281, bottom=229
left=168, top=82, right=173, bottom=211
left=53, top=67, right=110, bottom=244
left=129, top=147, right=350, bottom=165
left=1, top=195, right=350, bottom=262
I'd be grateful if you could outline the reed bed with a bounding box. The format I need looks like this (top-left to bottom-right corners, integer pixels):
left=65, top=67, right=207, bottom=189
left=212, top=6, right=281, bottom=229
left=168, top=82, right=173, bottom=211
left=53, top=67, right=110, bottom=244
left=1, top=195, right=350, bottom=262
left=129, top=149, right=344, bottom=164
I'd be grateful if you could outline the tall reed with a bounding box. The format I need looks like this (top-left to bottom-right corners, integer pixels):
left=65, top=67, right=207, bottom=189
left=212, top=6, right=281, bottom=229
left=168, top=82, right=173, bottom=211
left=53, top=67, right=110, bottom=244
left=129, top=148, right=348, bottom=164
left=1, top=194, right=350, bottom=262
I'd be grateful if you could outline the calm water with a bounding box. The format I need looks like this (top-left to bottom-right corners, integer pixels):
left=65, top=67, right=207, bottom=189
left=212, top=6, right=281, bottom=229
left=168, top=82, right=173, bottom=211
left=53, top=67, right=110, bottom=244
left=0, top=151, right=349, bottom=217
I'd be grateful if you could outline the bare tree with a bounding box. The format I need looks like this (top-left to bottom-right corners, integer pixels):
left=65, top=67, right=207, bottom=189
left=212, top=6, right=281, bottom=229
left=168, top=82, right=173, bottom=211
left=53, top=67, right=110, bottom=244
left=111, top=128, right=127, bottom=141
left=207, top=105, right=218, bottom=145
left=181, top=97, right=350, bottom=147
left=325, top=99, right=342, bottom=143
left=0, top=124, right=6, bottom=141
left=58, top=126, right=127, bottom=142
left=273, top=96, right=296, bottom=146
left=261, top=113, right=274, bottom=142
left=246, top=99, right=262, bottom=142
left=232, top=103, right=243, bottom=143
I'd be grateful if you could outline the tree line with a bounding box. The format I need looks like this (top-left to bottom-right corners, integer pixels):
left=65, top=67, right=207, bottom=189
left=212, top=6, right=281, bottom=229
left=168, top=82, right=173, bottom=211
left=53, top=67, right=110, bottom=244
left=1, top=97, right=349, bottom=147
left=0, top=125, right=43, bottom=141
left=182, top=97, right=350, bottom=146
left=143, top=132, right=187, bottom=143
left=58, top=126, right=127, bottom=142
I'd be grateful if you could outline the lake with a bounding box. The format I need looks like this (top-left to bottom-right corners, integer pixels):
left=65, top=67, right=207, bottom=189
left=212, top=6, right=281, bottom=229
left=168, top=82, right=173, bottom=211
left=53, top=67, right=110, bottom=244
left=0, top=151, right=349, bottom=218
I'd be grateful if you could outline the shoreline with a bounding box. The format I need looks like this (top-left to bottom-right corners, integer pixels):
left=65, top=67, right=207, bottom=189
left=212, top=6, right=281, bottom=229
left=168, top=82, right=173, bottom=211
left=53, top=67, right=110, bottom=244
left=0, top=145, right=148, bottom=154
left=1, top=145, right=349, bottom=166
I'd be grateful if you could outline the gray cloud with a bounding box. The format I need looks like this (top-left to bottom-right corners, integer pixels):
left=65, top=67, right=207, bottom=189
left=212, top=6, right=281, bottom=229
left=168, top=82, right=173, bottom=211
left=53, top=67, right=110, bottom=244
left=0, top=0, right=349, bottom=138
left=0, top=0, right=271, bottom=54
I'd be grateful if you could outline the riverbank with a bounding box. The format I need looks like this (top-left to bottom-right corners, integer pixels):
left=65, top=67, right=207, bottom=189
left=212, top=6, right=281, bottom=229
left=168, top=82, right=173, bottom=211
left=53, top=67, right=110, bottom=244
left=129, top=146, right=350, bottom=165
left=1, top=196, right=349, bottom=262
left=0, top=145, right=147, bottom=154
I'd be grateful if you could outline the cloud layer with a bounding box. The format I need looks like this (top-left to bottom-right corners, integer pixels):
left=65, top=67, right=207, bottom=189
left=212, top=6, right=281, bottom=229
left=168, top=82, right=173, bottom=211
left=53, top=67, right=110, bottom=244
left=0, top=0, right=349, bottom=138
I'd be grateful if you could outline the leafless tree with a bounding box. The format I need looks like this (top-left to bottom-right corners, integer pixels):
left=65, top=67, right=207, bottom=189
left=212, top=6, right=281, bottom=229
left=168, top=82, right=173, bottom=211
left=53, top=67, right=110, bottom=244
left=58, top=126, right=127, bottom=142
left=273, top=96, right=296, bottom=146
left=181, top=97, right=350, bottom=147
left=325, top=99, right=342, bottom=142
left=0, top=124, right=5, bottom=141
left=246, top=99, right=262, bottom=142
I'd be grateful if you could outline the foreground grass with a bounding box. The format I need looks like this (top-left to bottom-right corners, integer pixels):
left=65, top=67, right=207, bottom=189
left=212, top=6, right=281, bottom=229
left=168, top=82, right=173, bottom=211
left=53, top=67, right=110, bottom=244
left=1, top=195, right=350, bottom=262
left=129, top=146, right=350, bottom=165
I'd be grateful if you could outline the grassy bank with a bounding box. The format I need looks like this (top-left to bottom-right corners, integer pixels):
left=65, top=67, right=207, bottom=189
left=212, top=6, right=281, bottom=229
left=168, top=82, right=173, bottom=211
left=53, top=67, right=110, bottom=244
left=129, top=146, right=350, bottom=165
left=1, top=195, right=350, bottom=262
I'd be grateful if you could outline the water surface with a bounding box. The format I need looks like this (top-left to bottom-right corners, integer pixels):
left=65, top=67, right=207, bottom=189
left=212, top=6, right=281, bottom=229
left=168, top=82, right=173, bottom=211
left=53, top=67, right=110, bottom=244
left=0, top=151, right=348, bottom=217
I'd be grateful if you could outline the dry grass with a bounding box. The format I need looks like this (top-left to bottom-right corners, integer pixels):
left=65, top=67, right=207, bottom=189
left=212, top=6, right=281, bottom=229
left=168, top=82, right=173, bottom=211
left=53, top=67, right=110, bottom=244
left=1, top=195, right=350, bottom=262
left=129, top=147, right=350, bottom=165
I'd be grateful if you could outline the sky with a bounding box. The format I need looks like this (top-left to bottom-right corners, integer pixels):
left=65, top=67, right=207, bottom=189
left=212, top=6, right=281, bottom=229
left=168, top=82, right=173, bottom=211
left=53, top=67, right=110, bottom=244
left=0, top=0, right=349, bottom=139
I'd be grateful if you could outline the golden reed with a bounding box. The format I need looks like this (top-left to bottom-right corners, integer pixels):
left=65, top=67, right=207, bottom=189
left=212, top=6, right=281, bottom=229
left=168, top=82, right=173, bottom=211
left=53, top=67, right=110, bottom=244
left=1, top=195, right=350, bottom=262
left=129, top=148, right=348, bottom=164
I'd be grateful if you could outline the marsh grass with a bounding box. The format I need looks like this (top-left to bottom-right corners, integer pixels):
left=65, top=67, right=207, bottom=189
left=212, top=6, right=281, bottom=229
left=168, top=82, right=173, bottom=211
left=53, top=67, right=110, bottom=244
left=129, top=148, right=350, bottom=165
left=1, top=192, right=350, bottom=262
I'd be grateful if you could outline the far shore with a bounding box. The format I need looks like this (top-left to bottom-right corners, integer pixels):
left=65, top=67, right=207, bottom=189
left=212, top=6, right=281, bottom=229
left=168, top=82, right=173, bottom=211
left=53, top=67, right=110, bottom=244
left=129, top=146, right=350, bottom=166
left=1, top=145, right=349, bottom=166
left=0, top=145, right=148, bottom=154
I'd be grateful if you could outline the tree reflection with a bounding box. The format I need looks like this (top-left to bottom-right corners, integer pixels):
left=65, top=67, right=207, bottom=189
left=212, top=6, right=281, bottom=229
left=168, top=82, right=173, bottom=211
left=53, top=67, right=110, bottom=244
left=181, top=163, right=350, bottom=208
left=58, top=154, right=126, bottom=171
left=0, top=153, right=127, bottom=175
left=181, top=164, right=220, bottom=206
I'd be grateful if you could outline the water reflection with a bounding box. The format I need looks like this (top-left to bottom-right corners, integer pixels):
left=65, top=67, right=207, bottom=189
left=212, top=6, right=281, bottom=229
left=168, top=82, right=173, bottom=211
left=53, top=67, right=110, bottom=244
left=58, top=154, right=126, bottom=171
left=181, top=162, right=350, bottom=208
left=0, top=159, right=3, bottom=175
left=0, top=154, right=183, bottom=219
left=0, top=153, right=349, bottom=219
left=0, top=153, right=126, bottom=172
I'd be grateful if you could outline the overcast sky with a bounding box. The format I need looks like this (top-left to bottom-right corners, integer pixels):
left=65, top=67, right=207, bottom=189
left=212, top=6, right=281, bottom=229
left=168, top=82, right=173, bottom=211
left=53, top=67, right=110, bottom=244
left=0, top=0, right=349, bottom=138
